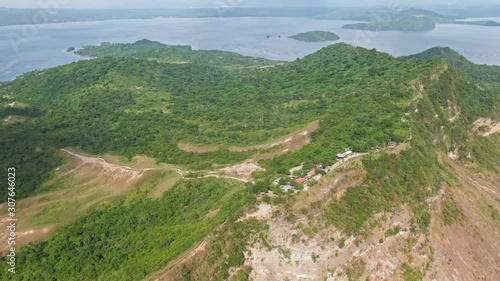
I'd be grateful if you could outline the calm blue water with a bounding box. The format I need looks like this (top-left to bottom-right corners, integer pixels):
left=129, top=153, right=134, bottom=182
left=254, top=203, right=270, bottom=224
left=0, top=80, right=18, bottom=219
left=1, top=17, right=500, bottom=81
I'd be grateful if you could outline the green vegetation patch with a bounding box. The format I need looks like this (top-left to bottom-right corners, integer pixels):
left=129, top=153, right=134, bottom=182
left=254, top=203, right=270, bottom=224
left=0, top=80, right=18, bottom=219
left=76, top=39, right=277, bottom=69
left=0, top=178, right=254, bottom=281
left=289, top=31, right=340, bottom=42
left=407, top=46, right=500, bottom=87
left=442, top=195, right=461, bottom=225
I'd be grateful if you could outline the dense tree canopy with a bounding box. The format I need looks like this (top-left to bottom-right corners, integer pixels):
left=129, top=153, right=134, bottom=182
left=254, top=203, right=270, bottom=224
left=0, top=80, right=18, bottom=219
left=1, top=42, right=440, bottom=200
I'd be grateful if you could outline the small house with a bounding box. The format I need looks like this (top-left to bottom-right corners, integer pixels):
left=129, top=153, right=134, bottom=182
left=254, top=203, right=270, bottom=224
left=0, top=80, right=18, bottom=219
left=336, top=150, right=353, bottom=162
left=306, top=169, right=316, bottom=178
left=295, top=178, right=307, bottom=184
left=388, top=141, right=397, bottom=148
left=281, top=185, right=293, bottom=192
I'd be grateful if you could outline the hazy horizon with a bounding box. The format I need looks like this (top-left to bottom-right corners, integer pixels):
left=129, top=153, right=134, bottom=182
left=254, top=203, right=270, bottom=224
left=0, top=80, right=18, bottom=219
left=2, top=0, right=500, bottom=9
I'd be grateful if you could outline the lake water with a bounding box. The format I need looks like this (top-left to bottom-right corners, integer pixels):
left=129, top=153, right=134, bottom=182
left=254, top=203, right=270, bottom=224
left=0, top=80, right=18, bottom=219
left=1, top=17, right=500, bottom=81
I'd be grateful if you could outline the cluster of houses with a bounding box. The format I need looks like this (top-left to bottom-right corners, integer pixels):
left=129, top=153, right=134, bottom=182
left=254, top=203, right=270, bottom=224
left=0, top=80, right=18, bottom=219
left=278, top=167, right=324, bottom=193
left=294, top=168, right=319, bottom=184
left=371, top=142, right=398, bottom=151
left=277, top=142, right=400, bottom=193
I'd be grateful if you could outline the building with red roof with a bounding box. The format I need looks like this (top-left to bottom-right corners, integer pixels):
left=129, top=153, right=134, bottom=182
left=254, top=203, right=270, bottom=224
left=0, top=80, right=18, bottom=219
left=295, top=178, right=306, bottom=184
left=307, top=169, right=316, bottom=177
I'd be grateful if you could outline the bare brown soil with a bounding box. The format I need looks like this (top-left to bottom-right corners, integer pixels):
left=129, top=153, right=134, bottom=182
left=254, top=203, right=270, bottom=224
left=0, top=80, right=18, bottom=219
left=177, top=143, right=220, bottom=153
left=231, top=121, right=319, bottom=153
left=425, top=159, right=500, bottom=281
left=386, top=143, right=410, bottom=156
left=219, top=161, right=265, bottom=183
left=61, top=149, right=161, bottom=183
left=293, top=160, right=366, bottom=211
left=243, top=201, right=427, bottom=280
left=472, top=118, right=500, bottom=137
left=0, top=149, right=175, bottom=254
left=447, top=100, right=461, bottom=123
left=176, top=160, right=264, bottom=184
left=0, top=220, right=56, bottom=254
left=237, top=156, right=433, bottom=280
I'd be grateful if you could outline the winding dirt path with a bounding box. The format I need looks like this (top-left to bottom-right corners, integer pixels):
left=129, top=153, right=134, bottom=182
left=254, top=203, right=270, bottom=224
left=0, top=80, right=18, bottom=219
left=61, top=149, right=160, bottom=182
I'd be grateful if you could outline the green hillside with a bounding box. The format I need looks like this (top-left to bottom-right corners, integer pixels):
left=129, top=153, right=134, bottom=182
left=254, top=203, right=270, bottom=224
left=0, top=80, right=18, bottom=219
left=0, top=178, right=254, bottom=281
left=406, top=46, right=500, bottom=86
left=0, top=40, right=499, bottom=280
left=1, top=41, right=438, bottom=201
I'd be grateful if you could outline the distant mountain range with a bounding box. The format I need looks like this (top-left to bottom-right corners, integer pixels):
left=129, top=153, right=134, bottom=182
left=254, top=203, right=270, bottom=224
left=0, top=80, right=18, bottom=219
left=0, top=6, right=499, bottom=26
left=339, top=8, right=500, bottom=32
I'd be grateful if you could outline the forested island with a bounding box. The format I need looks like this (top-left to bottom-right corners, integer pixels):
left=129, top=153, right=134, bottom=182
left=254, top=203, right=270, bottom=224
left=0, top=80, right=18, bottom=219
left=455, top=20, right=500, bottom=26
left=343, top=16, right=436, bottom=31
left=289, top=31, right=340, bottom=42
left=339, top=8, right=460, bottom=31
left=339, top=8, right=500, bottom=32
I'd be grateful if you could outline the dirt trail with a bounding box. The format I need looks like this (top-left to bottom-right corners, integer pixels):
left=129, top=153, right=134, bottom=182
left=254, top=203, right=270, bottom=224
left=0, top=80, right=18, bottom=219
left=2, top=102, right=15, bottom=121
left=61, top=149, right=159, bottom=182
left=177, top=143, right=219, bottom=153
left=231, top=120, right=319, bottom=154
left=200, top=174, right=251, bottom=183
left=0, top=150, right=168, bottom=254
left=178, top=121, right=319, bottom=155
left=152, top=221, right=229, bottom=281
left=176, top=160, right=264, bottom=184
left=153, top=239, right=208, bottom=281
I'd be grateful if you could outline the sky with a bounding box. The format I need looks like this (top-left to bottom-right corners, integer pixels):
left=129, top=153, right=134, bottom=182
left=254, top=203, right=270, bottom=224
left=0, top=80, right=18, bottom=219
left=1, top=0, right=499, bottom=9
